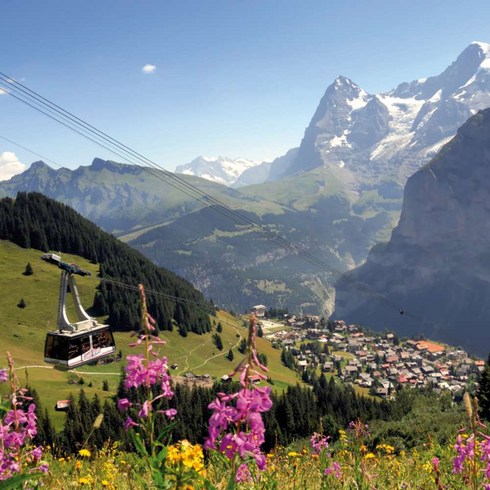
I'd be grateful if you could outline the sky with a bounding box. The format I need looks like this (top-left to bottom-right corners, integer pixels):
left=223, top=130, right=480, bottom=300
left=0, top=0, right=490, bottom=180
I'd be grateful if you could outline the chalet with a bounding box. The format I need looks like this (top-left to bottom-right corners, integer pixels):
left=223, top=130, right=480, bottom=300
left=55, top=400, right=71, bottom=411
left=322, top=361, right=334, bottom=372
left=252, top=305, right=267, bottom=318
left=297, top=360, right=308, bottom=370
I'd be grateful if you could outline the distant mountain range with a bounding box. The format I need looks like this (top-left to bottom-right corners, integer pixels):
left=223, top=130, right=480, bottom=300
left=1, top=42, right=490, bottom=319
left=175, top=155, right=260, bottom=187
left=334, top=108, right=490, bottom=356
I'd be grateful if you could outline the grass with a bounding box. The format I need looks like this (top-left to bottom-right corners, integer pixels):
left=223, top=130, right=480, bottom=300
left=0, top=240, right=299, bottom=428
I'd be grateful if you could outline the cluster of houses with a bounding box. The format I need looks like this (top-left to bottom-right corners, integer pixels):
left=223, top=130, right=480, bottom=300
left=264, top=316, right=484, bottom=398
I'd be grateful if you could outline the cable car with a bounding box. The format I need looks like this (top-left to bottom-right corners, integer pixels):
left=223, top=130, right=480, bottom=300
left=42, top=255, right=115, bottom=368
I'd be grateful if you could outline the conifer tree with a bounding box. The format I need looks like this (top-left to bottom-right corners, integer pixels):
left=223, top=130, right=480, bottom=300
left=213, top=333, right=223, bottom=351
left=23, top=262, right=33, bottom=276
left=478, top=353, right=490, bottom=421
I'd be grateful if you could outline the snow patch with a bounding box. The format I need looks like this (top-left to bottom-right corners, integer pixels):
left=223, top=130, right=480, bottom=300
left=370, top=133, right=413, bottom=161
left=378, top=94, right=425, bottom=133
left=330, top=132, right=351, bottom=148
left=346, top=89, right=369, bottom=111
left=424, top=136, right=454, bottom=158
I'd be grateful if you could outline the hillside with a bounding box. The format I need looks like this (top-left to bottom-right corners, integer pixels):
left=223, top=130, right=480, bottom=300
left=0, top=192, right=211, bottom=334
left=0, top=239, right=301, bottom=426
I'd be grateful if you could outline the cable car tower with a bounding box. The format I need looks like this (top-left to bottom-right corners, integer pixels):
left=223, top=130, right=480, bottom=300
left=41, top=254, right=116, bottom=368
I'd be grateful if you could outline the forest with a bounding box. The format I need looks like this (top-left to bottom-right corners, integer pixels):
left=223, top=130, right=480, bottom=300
left=0, top=192, right=212, bottom=334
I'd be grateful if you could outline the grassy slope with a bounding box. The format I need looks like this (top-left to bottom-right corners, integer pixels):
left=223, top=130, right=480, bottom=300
left=0, top=240, right=299, bottom=427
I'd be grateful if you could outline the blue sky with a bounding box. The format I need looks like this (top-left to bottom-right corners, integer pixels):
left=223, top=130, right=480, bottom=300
left=0, top=0, right=489, bottom=178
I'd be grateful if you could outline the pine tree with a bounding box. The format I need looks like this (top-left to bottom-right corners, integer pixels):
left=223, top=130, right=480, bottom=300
left=23, top=262, right=33, bottom=276
left=226, top=348, right=234, bottom=361
left=17, top=298, right=26, bottom=308
left=213, top=333, right=223, bottom=351
left=216, top=322, right=222, bottom=333
left=478, top=353, right=490, bottom=421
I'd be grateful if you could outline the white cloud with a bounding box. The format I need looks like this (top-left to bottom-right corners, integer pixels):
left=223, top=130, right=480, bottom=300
left=0, top=88, right=6, bottom=95
left=142, top=64, right=156, bottom=74
left=0, top=152, right=26, bottom=181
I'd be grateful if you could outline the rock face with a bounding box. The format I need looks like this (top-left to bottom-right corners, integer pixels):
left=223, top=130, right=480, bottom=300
left=333, top=109, right=490, bottom=356
left=281, top=42, right=490, bottom=192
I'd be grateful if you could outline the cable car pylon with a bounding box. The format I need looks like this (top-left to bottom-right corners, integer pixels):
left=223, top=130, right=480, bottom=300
left=42, top=253, right=116, bottom=368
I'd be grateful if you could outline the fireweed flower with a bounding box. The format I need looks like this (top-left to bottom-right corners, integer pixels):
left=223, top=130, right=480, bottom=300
left=324, top=462, right=342, bottom=479
left=0, top=368, right=7, bottom=383
left=0, top=353, right=47, bottom=481
left=118, top=285, right=176, bottom=429
left=310, top=432, right=330, bottom=454
left=453, top=433, right=476, bottom=474
left=205, top=315, right=272, bottom=481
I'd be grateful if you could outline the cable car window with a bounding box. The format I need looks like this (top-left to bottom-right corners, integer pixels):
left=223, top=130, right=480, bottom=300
left=68, top=337, right=82, bottom=360
left=45, top=335, right=69, bottom=360
left=93, top=329, right=115, bottom=349
left=81, top=335, right=91, bottom=354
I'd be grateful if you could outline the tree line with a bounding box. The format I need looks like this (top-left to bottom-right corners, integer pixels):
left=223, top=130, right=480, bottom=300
left=0, top=192, right=212, bottom=334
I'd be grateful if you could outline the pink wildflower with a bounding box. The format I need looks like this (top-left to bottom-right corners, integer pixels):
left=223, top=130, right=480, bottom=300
left=123, top=417, right=139, bottom=431
left=117, top=398, right=131, bottom=411
left=235, top=463, right=253, bottom=483
left=310, top=432, right=330, bottom=454
left=324, top=461, right=342, bottom=479
left=205, top=315, right=272, bottom=476
left=163, top=408, right=177, bottom=420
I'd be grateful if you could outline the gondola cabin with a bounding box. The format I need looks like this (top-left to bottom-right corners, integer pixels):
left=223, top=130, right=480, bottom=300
left=41, top=254, right=116, bottom=368
left=44, top=325, right=115, bottom=368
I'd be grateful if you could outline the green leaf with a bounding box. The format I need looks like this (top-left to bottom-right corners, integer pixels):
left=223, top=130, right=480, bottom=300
left=0, top=473, right=41, bottom=490
left=130, top=431, right=148, bottom=457
left=156, top=421, right=176, bottom=442
left=156, top=446, right=168, bottom=464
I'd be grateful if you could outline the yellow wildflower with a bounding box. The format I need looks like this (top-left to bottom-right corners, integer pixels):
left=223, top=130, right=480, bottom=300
left=78, top=449, right=91, bottom=458
left=287, top=451, right=301, bottom=457
left=364, top=453, right=376, bottom=460
left=79, top=477, right=91, bottom=485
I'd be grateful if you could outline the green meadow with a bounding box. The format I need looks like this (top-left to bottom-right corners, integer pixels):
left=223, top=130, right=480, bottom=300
left=0, top=240, right=299, bottom=428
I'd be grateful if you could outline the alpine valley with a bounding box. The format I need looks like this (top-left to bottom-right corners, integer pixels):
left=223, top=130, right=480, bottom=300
left=2, top=41, right=490, bottom=327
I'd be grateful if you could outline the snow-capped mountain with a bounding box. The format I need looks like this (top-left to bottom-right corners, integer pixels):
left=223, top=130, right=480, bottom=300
left=283, top=41, right=490, bottom=189
left=175, top=155, right=259, bottom=186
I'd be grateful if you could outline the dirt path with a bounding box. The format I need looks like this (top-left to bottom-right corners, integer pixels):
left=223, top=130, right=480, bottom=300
left=188, top=328, right=243, bottom=372
left=178, top=336, right=213, bottom=375
left=15, top=365, right=121, bottom=375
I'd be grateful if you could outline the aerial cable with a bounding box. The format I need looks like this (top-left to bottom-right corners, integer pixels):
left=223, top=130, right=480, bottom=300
left=0, top=75, right=406, bottom=314
left=0, top=74, right=410, bottom=318
left=0, top=78, right=287, bottom=247
left=0, top=77, right=353, bottom=279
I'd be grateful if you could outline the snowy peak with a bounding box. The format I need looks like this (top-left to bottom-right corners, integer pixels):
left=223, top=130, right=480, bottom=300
left=175, top=155, right=259, bottom=186
left=286, top=41, right=490, bottom=183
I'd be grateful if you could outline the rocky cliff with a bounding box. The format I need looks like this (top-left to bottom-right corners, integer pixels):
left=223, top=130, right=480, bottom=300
left=334, top=109, right=490, bottom=355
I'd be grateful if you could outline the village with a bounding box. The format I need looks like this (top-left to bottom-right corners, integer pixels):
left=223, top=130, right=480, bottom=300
left=252, top=305, right=483, bottom=399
